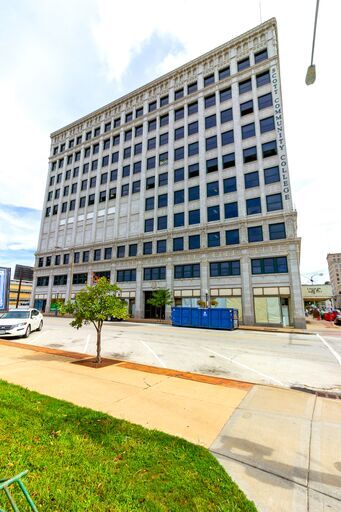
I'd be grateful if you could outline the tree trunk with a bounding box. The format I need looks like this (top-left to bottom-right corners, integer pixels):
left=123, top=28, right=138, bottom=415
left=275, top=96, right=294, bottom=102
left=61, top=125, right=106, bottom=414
left=96, top=328, right=102, bottom=364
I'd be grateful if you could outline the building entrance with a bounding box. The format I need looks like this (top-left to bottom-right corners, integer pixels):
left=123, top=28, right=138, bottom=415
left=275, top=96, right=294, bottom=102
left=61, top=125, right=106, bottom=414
left=144, top=291, right=165, bottom=319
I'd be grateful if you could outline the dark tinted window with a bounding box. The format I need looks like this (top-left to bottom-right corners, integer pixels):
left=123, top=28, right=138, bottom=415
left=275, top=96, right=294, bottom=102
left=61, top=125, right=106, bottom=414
left=264, top=166, right=280, bottom=184
left=226, top=229, right=239, bottom=245
left=246, top=197, right=261, bottom=215
left=248, top=226, right=263, bottom=243
left=207, top=232, right=220, bottom=247
left=223, top=177, right=236, bottom=193
left=266, top=193, right=283, bottom=211
left=244, top=171, right=259, bottom=188
left=269, top=222, right=286, bottom=240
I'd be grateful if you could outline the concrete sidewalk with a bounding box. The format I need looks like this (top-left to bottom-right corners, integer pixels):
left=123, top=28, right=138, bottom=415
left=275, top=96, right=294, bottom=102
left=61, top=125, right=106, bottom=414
left=0, top=340, right=340, bottom=511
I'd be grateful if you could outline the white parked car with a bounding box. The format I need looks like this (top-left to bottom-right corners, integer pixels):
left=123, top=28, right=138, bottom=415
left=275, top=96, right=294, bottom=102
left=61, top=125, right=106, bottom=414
left=0, top=309, right=43, bottom=338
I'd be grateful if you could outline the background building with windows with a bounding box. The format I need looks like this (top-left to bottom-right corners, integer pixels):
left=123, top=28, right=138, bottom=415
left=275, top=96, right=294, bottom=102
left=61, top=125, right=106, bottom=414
left=9, top=280, right=33, bottom=309
left=327, top=253, right=341, bottom=308
left=32, top=18, right=305, bottom=328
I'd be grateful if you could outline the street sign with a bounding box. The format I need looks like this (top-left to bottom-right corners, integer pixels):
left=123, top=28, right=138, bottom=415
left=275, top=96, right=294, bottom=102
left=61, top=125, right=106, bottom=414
left=14, top=265, right=33, bottom=282
left=0, top=267, right=11, bottom=312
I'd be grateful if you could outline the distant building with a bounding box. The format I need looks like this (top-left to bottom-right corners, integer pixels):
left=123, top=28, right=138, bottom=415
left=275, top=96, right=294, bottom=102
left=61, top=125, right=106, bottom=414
left=32, top=18, right=305, bottom=328
left=9, top=280, right=32, bottom=309
left=301, top=284, right=333, bottom=309
left=327, top=253, right=341, bottom=308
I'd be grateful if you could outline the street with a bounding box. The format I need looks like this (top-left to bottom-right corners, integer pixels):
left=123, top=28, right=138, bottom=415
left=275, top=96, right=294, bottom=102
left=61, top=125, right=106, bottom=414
left=7, top=316, right=341, bottom=392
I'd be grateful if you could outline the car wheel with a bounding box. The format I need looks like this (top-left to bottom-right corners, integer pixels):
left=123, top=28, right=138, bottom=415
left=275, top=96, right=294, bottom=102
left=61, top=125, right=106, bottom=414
left=24, top=325, right=31, bottom=338
left=37, top=321, right=43, bottom=331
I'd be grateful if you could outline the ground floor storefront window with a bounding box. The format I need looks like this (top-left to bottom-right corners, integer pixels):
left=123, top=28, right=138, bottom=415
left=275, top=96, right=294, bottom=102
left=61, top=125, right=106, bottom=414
left=254, top=296, right=290, bottom=326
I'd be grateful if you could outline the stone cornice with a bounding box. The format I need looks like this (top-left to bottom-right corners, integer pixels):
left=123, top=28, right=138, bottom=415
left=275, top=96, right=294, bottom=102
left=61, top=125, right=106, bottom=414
left=50, top=18, right=277, bottom=141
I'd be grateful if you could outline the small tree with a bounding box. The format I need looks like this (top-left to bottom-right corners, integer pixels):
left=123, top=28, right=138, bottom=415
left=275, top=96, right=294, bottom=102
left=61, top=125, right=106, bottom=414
left=60, top=277, right=129, bottom=363
left=147, top=289, right=173, bottom=321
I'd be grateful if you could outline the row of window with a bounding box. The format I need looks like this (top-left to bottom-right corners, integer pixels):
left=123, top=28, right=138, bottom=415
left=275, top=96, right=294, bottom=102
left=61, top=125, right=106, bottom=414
left=51, top=86, right=273, bottom=173
left=52, top=56, right=269, bottom=156
left=38, top=221, right=286, bottom=271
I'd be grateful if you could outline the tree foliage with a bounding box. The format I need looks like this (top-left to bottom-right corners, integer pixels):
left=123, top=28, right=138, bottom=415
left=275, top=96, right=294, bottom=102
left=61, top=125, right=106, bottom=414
left=60, top=277, right=128, bottom=362
left=147, top=289, right=173, bottom=320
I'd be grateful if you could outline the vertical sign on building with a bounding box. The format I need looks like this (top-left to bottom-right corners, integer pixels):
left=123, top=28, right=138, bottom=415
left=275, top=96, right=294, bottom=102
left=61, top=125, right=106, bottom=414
left=0, top=267, right=11, bottom=312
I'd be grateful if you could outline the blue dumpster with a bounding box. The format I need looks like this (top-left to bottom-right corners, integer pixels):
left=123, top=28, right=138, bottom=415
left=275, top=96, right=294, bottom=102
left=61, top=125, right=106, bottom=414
left=171, top=307, right=238, bottom=330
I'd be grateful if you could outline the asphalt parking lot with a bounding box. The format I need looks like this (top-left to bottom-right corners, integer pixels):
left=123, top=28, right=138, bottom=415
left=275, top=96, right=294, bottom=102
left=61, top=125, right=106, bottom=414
left=4, top=316, right=341, bottom=391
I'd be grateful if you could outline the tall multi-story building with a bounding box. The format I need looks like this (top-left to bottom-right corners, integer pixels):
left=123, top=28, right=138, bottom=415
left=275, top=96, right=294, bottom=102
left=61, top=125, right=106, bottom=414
left=327, top=253, right=341, bottom=308
left=32, top=18, right=305, bottom=328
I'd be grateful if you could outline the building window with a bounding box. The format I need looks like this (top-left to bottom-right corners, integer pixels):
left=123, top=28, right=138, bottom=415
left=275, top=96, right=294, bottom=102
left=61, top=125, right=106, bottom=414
left=157, top=215, right=167, bottom=230
left=266, top=193, right=283, bottom=212
left=133, top=161, right=141, bottom=174
left=62, top=201, right=68, bottom=211
left=121, top=184, right=129, bottom=196
left=175, top=108, right=184, bottom=121
left=242, top=123, right=255, bottom=139
left=175, top=126, right=184, bottom=140
left=73, top=273, right=87, bottom=285
left=73, top=167, right=79, bottom=178
left=175, top=88, right=184, bottom=100
left=206, top=136, right=217, bottom=151
left=264, top=166, right=280, bottom=184
left=246, top=197, right=261, bottom=215
left=204, top=74, right=215, bottom=87
left=159, top=172, right=168, bottom=187
left=262, top=140, right=277, bottom=158
left=223, top=177, right=237, bottom=193
left=188, top=185, right=199, bottom=201
left=206, top=158, right=218, bottom=173
left=205, top=114, right=216, bottom=130
left=244, top=171, right=259, bottom=189
left=243, top=146, right=257, bottom=163
left=248, top=226, right=263, bottom=242
left=188, top=142, right=199, bottom=156
left=256, top=70, right=270, bottom=87
left=129, top=244, right=137, bottom=257
left=189, top=234, right=200, bottom=250
left=238, top=57, right=250, bottom=71
left=174, top=189, right=184, bottom=204
left=226, top=229, right=239, bottom=245
left=38, top=257, right=44, bottom=268
left=124, top=147, right=131, bottom=159
left=83, top=251, right=89, bottom=263
left=69, top=200, right=76, bottom=211
left=37, top=276, right=49, bottom=287
left=125, top=129, right=133, bottom=142
left=255, top=48, right=268, bottom=63
left=104, top=247, right=112, bottom=260
left=260, top=116, right=275, bottom=133
left=134, top=143, right=142, bottom=155
left=99, top=190, right=106, bottom=203
left=258, top=92, right=273, bottom=110
left=117, top=246, right=125, bottom=258
left=148, top=118, right=156, bottom=132
left=251, top=257, right=288, bottom=274
left=220, top=87, right=232, bottom=103
left=143, top=241, right=153, bottom=255
left=157, top=240, right=167, bottom=253
left=132, top=180, right=141, bottom=193
left=125, top=112, right=133, bottom=122
left=111, top=152, right=119, bottom=163
left=224, top=201, right=238, bottom=219
left=207, top=232, right=220, bottom=247
left=90, top=176, right=96, bottom=188
left=222, top=130, right=234, bottom=145
left=93, top=143, right=99, bottom=155
left=205, top=94, right=216, bottom=108
left=174, top=212, right=184, bottom=227
left=83, top=163, right=89, bottom=174
left=55, top=255, right=61, bottom=266
left=145, top=218, right=154, bottom=232
left=207, top=181, right=219, bottom=197
left=109, top=187, right=117, bottom=200
left=146, top=176, right=155, bottom=189
left=136, top=106, right=143, bottom=118
left=148, top=137, right=156, bottom=151
left=117, top=269, right=136, bottom=282
left=174, top=264, right=200, bottom=279
left=219, top=66, right=230, bottom=80
left=239, top=79, right=252, bottom=94
left=187, top=82, right=197, bottom=94
left=102, top=155, right=109, bottom=167
left=173, top=237, right=184, bottom=252
left=207, top=206, right=220, bottom=222
left=104, top=122, right=111, bottom=132
left=145, top=197, right=154, bottom=211
left=160, top=95, right=168, bottom=107
left=74, top=252, right=80, bottom=264
left=110, top=169, right=118, bottom=182
left=81, top=180, right=87, bottom=191
left=174, top=147, right=184, bottom=161
left=160, top=113, right=169, bottom=127
left=158, top=193, right=168, bottom=208
left=144, top=266, right=166, bottom=280
left=221, top=108, right=233, bottom=124
left=222, top=153, right=235, bottom=169
left=188, top=101, right=198, bottom=116
left=189, top=209, right=200, bottom=225
left=188, top=121, right=198, bottom=136
left=269, top=222, right=286, bottom=240
left=159, top=133, right=168, bottom=146
left=210, top=260, right=240, bottom=277
left=86, top=194, right=94, bottom=207
left=94, top=249, right=101, bottom=261
left=174, top=167, right=184, bottom=182
left=101, top=173, right=108, bottom=184
left=159, top=152, right=168, bottom=165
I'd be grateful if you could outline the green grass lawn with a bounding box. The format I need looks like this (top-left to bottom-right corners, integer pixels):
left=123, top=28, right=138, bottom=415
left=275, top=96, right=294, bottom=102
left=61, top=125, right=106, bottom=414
left=0, top=380, right=257, bottom=511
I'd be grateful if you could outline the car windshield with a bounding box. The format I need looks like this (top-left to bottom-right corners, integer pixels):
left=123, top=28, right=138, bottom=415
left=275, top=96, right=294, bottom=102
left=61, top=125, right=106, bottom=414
left=1, top=311, right=30, bottom=319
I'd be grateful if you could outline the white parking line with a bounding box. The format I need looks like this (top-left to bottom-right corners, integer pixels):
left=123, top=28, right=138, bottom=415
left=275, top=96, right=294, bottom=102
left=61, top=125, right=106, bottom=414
left=316, top=333, right=341, bottom=366
left=202, top=347, right=285, bottom=386
left=139, top=340, right=166, bottom=368
left=83, top=334, right=92, bottom=354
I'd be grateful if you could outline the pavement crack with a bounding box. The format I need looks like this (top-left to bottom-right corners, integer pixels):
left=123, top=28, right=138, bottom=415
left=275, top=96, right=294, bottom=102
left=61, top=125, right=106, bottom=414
left=307, top=393, right=317, bottom=511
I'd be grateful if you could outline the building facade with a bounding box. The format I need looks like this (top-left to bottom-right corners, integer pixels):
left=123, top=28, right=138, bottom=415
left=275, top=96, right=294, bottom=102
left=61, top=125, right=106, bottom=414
left=32, top=18, right=306, bottom=328
left=327, top=253, right=341, bottom=308
left=9, top=280, right=32, bottom=309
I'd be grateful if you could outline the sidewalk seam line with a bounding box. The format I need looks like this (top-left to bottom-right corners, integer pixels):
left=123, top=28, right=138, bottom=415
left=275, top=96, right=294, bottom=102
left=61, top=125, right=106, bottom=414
left=210, top=449, right=341, bottom=503
left=307, top=394, right=317, bottom=512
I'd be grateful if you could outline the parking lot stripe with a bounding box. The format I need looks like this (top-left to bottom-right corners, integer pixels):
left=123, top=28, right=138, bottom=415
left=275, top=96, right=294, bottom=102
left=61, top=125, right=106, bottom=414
left=202, top=347, right=285, bottom=386
left=316, top=333, right=341, bottom=366
left=83, top=334, right=91, bottom=353
left=139, top=340, right=166, bottom=368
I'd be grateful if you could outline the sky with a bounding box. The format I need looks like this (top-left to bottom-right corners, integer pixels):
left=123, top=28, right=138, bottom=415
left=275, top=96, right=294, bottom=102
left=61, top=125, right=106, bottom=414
left=0, top=0, right=340, bottom=284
